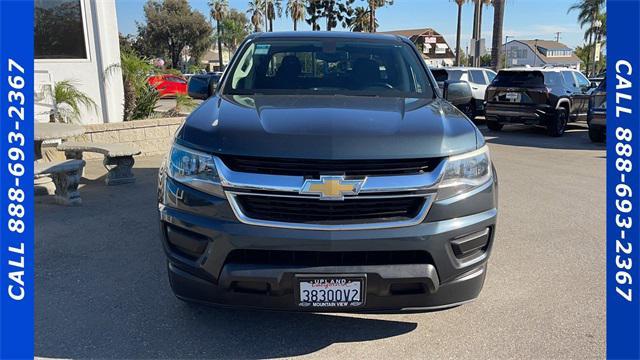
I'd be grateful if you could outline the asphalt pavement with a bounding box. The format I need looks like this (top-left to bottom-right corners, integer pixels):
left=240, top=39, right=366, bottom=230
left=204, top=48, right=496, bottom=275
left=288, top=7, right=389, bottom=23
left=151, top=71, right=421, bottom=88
left=35, top=122, right=606, bottom=359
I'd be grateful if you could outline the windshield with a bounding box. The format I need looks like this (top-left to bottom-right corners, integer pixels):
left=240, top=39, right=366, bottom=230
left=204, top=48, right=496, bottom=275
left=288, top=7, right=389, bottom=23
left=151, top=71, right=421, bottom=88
left=492, top=70, right=544, bottom=87
left=223, top=39, right=434, bottom=98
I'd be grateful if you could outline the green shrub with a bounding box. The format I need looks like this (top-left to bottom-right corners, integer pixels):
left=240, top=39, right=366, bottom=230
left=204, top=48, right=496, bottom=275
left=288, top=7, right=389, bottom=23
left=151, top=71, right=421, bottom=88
left=52, top=80, right=97, bottom=123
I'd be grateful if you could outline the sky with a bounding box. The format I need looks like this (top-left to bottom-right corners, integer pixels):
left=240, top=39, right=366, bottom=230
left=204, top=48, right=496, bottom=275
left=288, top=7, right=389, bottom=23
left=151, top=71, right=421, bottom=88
left=115, top=0, right=588, bottom=49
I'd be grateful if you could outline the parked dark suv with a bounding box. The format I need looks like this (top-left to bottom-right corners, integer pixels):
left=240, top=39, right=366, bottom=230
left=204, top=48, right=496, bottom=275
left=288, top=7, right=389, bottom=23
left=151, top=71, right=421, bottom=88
left=587, top=77, right=606, bottom=142
left=485, top=68, right=593, bottom=136
left=158, top=32, right=497, bottom=312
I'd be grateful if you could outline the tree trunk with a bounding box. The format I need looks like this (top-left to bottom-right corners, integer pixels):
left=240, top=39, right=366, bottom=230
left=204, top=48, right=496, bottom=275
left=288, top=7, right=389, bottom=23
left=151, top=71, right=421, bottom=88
left=369, top=3, right=375, bottom=32
left=216, top=20, right=223, bottom=69
left=455, top=3, right=462, bottom=66
left=490, top=0, right=505, bottom=71
left=476, top=2, right=483, bottom=67
left=171, top=46, right=180, bottom=69
left=294, top=19, right=297, bottom=31
left=586, top=31, right=593, bottom=76
left=269, top=18, right=273, bottom=32
left=471, top=0, right=479, bottom=66
left=123, top=79, right=135, bottom=121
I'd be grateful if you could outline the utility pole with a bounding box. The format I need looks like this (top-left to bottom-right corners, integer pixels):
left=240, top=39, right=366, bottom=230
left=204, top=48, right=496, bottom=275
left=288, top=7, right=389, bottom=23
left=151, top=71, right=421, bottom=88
left=264, top=0, right=268, bottom=32
left=471, top=0, right=482, bottom=67
left=555, top=32, right=561, bottom=42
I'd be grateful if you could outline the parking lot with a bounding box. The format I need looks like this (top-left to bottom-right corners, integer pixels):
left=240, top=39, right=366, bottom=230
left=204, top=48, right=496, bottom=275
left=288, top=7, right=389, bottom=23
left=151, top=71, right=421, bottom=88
left=35, top=122, right=605, bottom=359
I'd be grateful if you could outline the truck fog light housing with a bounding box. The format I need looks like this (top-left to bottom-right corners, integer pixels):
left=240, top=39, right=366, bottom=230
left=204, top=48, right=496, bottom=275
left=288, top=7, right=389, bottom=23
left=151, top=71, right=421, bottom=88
left=167, top=143, right=222, bottom=195
left=437, top=145, right=492, bottom=200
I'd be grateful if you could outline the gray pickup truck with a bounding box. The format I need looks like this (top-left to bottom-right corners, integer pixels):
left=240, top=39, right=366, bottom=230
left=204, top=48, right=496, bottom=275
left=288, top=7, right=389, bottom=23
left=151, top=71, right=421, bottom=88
left=157, top=32, right=498, bottom=312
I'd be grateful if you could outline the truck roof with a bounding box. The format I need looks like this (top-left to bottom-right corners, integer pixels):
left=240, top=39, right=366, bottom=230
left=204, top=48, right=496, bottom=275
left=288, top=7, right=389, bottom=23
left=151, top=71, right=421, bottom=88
left=498, top=66, right=577, bottom=73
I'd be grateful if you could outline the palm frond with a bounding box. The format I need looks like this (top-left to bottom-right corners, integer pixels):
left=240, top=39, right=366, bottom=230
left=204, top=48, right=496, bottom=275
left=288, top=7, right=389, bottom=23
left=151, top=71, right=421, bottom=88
left=52, top=80, right=98, bottom=123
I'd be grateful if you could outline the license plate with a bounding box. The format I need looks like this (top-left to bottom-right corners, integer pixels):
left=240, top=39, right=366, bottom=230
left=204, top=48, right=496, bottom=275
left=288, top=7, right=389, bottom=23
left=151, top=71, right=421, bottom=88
left=505, top=92, right=520, bottom=102
left=297, top=277, right=365, bottom=308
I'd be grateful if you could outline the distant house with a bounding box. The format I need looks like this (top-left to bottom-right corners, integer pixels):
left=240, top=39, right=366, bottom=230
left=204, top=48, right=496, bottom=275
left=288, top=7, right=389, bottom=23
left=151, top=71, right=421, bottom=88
left=34, top=0, right=124, bottom=124
left=199, top=48, right=232, bottom=72
left=504, top=40, right=582, bottom=70
left=380, top=28, right=455, bottom=67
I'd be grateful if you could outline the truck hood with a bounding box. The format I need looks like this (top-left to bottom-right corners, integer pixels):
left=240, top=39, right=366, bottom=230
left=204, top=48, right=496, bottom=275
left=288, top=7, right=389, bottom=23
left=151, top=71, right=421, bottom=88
left=176, top=94, right=481, bottom=159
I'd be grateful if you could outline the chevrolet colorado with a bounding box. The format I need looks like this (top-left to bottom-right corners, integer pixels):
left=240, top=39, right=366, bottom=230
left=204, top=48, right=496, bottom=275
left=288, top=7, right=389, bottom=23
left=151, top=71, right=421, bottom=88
left=157, top=32, right=498, bottom=311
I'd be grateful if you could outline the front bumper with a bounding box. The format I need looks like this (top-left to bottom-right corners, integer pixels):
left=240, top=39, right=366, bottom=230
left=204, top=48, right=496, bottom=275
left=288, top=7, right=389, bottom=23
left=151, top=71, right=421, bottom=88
left=485, top=102, right=554, bottom=125
left=158, top=172, right=498, bottom=312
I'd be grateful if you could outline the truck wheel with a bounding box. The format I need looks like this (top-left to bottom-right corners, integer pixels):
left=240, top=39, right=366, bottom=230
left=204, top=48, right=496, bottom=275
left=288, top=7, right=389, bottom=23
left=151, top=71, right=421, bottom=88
left=588, top=125, right=605, bottom=143
left=547, top=108, right=568, bottom=137
left=487, top=121, right=503, bottom=131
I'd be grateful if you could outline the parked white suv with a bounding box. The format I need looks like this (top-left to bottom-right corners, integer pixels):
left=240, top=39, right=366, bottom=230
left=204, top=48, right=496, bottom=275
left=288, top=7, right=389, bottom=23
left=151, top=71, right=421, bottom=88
left=431, top=67, right=497, bottom=119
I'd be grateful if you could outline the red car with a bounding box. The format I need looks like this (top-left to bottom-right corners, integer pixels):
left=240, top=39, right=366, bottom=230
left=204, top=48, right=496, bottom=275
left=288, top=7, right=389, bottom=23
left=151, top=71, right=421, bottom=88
left=147, top=74, right=188, bottom=98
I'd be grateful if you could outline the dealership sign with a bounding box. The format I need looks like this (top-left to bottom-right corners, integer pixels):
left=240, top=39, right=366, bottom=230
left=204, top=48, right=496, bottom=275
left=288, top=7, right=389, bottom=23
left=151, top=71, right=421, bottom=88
left=607, top=1, right=640, bottom=359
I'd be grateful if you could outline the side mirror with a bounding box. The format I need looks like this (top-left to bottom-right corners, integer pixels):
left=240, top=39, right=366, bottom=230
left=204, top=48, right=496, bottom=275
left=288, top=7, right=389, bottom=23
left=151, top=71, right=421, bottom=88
left=443, top=80, right=472, bottom=106
left=188, top=75, right=216, bottom=100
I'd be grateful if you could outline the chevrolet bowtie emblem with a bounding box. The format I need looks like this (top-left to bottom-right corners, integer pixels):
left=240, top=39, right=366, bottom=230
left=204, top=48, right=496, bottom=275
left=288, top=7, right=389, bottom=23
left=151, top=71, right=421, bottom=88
left=300, top=176, right=366, bottom=200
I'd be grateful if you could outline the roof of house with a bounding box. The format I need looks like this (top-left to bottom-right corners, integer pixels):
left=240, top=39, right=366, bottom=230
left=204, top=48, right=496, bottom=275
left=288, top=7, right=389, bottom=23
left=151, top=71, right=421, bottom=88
left=380, top=28, right=455, bottom=60
left=379, top=28, right=438, bottom=38
left=507, top=39, right=582, bottom=65
left=521, top=39, right=572, bottom=50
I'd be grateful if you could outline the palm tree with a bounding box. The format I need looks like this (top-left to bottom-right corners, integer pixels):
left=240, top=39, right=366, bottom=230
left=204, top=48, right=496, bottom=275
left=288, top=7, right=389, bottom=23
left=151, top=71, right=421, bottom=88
left=286, top=0, right=306, bottom=31
left=471, top=0, right=492, bottom=66
left=490, top=0, right=505, bottom=71
left=568, top=0, right=605, bottom=75
left=209, top=0, right=229, bottom=69
left=453, top=0, right=466, bottom=66
left=367, top=0, right=392, bottom=33
left=266, top=0, right=283, bottom=32
left=247, top=0, right=264, bottom=32
left=51, top=80, right=97, bottom=123
left=584, top=11, right=606, bottom=74
left=105, top=50, right=160, bottom=121
left=350, top=6, right=373, bottom=32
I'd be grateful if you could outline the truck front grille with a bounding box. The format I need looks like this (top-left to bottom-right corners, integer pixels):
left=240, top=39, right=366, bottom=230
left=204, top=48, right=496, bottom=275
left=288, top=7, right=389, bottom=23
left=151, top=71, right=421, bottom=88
left=235, top=195, right=425, bottom=224
left=219, top=155, right=443, bottom=177
left=225, top=249, right=433, bottom=267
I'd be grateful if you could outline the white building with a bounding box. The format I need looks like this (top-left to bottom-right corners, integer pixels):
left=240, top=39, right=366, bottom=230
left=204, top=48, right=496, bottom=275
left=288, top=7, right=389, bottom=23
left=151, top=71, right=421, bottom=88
left=381, top=28, right=456, bottom=67
left=35, top=0, right=124, bottom=124
left=504, top=39, right=582, bottom=70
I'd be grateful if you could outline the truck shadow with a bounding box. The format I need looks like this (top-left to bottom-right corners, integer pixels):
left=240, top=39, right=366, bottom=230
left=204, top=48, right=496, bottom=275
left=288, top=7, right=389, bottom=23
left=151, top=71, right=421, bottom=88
left=35, top=166, right=418, bottom=359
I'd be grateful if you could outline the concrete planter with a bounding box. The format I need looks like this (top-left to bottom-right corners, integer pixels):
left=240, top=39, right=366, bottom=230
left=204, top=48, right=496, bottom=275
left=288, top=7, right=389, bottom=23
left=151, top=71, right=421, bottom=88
left=72, top=117, right=185, bottom=160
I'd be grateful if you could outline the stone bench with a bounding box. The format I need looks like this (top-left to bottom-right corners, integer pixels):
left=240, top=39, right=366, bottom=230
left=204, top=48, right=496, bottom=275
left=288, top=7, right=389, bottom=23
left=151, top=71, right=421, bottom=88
left=35, top=159, right=85, bottom=206
left=57, top=142, right=141, bottom=185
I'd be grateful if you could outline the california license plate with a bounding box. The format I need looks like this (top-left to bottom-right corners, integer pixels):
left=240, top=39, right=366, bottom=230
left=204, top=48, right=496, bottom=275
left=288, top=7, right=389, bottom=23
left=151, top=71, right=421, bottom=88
left=505, top=92, right=520, bottom=102
left=297, top=277, right=365, bottom=308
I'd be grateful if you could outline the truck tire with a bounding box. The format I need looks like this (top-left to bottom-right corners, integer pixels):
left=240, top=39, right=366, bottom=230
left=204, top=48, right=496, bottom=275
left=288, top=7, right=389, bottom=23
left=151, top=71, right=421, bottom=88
left=588, top=124, right=605, bottom=143
left=547, top=108, right=568, bottom=137
left=487, top=121, right=503, bottom=131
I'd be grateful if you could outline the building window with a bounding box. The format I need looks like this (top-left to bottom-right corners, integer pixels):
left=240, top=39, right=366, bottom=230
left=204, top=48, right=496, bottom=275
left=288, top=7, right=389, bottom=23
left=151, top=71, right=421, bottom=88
left=35, top=0, right=87, bottom=59
left=508, top=48, right=527, bottom=59
left=435, top=43, right=448, bottom=54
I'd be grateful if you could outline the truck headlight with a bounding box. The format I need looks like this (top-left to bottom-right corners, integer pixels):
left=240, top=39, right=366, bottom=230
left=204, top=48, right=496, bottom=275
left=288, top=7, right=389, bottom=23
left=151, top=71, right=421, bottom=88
left=166, top=143, right=223, bottom=195
left=437, top=145, right=492, bottom=200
